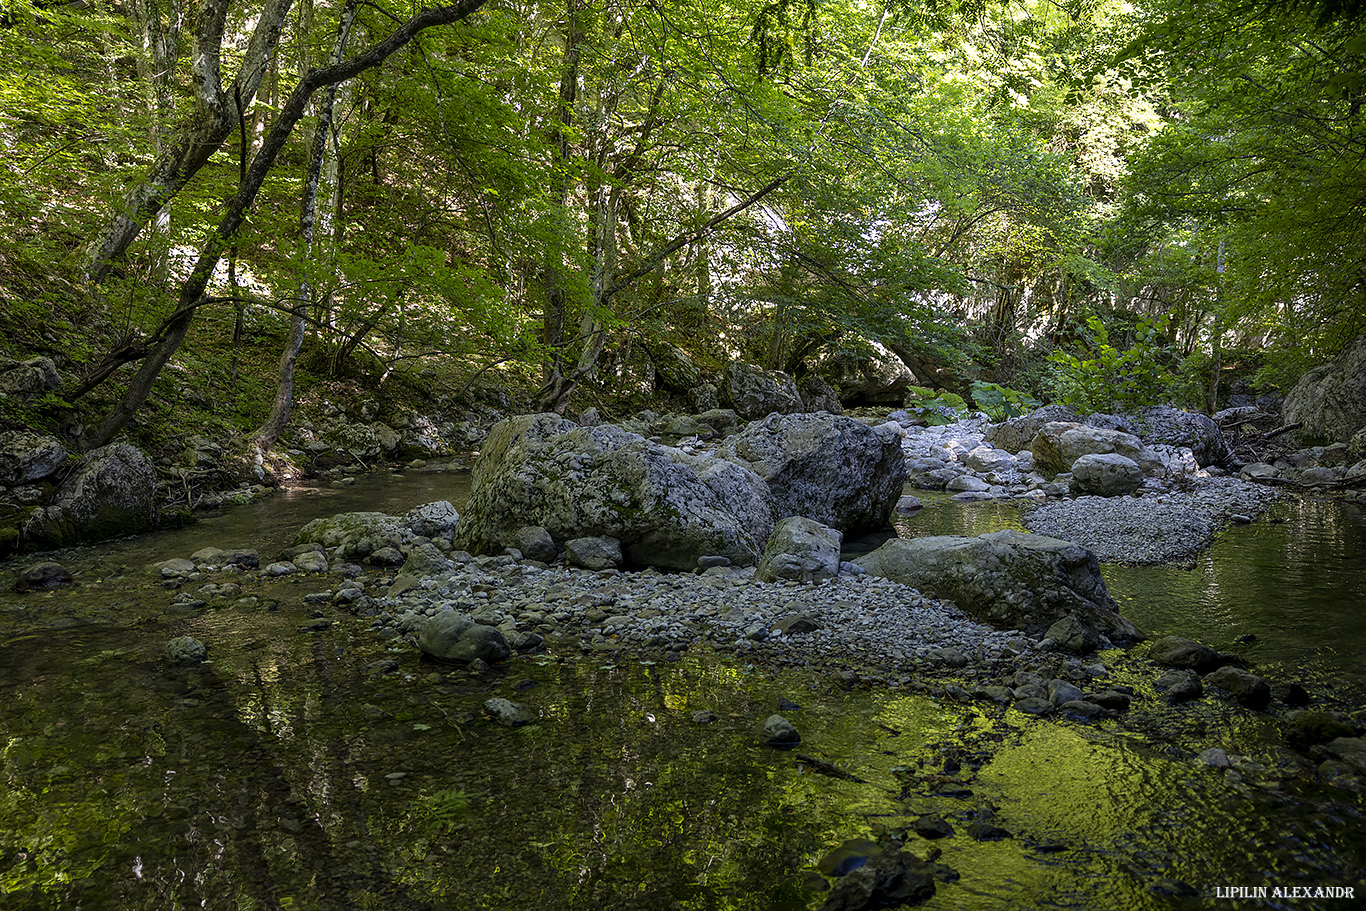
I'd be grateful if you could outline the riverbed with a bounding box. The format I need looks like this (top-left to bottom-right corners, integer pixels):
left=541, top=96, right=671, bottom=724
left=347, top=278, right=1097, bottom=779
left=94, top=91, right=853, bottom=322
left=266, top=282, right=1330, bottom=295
left=1, top=472, right=1363, bottom=909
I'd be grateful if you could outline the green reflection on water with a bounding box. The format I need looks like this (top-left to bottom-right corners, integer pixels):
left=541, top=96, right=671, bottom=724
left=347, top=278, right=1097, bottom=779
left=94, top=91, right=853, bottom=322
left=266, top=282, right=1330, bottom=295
left=2, top=610, right=1362, bottom=910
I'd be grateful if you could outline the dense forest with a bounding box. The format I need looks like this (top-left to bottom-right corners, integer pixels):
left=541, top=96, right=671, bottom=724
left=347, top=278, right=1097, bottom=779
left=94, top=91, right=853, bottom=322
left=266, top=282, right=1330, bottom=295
left=1, top=0, right=1363, bottom=463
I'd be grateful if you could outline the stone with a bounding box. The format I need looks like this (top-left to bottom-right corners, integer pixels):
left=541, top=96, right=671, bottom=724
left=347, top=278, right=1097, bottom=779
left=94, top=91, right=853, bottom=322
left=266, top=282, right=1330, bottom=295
left=777, top=614, right=823, bottom=635
left=1131, top=405, right=1230, bottom=467
left=1014, top=696, right=1054, bottom=715
left=0, top=431, right=66, bottom=485
left=1060, top=700, right=1105, bottom=720
left=756, top=516, right=842, bottom=583
left=818, top=846, right=937, bottom=911
left=401, top=501, right=460, bottom=539
left=1047, top=679, right=1085, bottom=705
left=454, top=414, right=774, bottom=570
left=895, top=495, right=923, bottom=515
left=366, top=546, right=405, bottom=566
left=982, top=404, right=1081, bottom=454
left=1283, top=333, right=1366, bottom=444
left=1154, top=669, right=1203, bottom=703
left=1239, top=462, right=1279, bottom=481
left=1045, top=615, right=1100, bottom=654
left=962, top=446, right=1017, bottom=474
left=15, top=561, right=74, bottom=592
left=691, top=710, right=719, bottom=724
left=1148, top=636, right=1220, bottom=673
left=1195, top=747, right=1232, bottom=770
left=763, top=714, right=800, bottom=747
left=912, top=816, right=954, bottom=841
left=809, top=336, right=918, bottom=405
left=1029, top=422, right=1151, bottom=477
left=164, top=636, right=207, bottom=666
left=322, top=422, right=400, bottom=461
left=513, top=526, right=558, bottom=563
left=1323, top=737, right=1366, bottom=774
left=565, top=536, right=623, bottom=571
left=854, top=530, right=1141, bottom=641
left=1070, top=453, right=1143, bottom=496
left=24, top=443, right=158, bottom=548
left=295, top=511, right=414, bottom=561
left=966, top=820, right=1011, bottom=841
left=945, top=475, right=989, bottom=493
left=797, top=375, right=844, bottom=414
left=419, top=610, right=511, bottom=664
left=1091, top=690, right=1132, bottom=712
left=292, top=550, right=329, bottom=573
left=1203, top=666, right=1271, bottom=709
left=720, top=361, right=803, bottom=420
left=646, top=341, right=703, bottom=393
left=1285, top=710, right=1357, bottom=747
left=483, top=697, right=537, bottom=727
left=263, top=561, right=297, bottom=576
left=717, top=411, right=906, bottom=535
left=0, top=356, right=61, bottom=399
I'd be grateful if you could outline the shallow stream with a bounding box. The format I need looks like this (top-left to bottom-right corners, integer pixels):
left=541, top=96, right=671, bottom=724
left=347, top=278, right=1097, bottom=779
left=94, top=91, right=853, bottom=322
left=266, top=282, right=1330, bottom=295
left=1, top=474, right=1363, bottom=909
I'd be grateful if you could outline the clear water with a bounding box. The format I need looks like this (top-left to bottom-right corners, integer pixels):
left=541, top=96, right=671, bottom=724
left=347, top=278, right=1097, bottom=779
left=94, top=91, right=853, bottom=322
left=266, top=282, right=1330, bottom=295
left=1, top=477, right=1363, bottom=909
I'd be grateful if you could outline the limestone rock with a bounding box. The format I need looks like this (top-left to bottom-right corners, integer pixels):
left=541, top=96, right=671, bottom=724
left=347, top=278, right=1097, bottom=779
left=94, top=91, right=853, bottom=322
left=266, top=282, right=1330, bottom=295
left=402, top=500, right=460, bottom=540
left=756, top=516, right=842, bottom=583
left=810, top=336, right=917, bottom=405
left=419, top=610, right=511, bottom=664
left=1154, top=669, right=1203, bottom=703
left=0, top=356, right=61, bottom=400
left=1131, top=405, right=1229, bottom=467
left=646, top=341, right=703, bottom=394
left=717, top=411, right=905, bottom=535
left=513, top=525, right=558, bottom=563
left=855, top=530, right=1140, bottom=641
left=165, top=636, right=207, bottom=666
left=1045, top=615, right=1100, bottom=654
left=1030, top=422, right=1151, bottom=477
left=818, top=846, right=937, bottom=911
left=1070, top=452, right=1143, bottom=496
left=1283, top=333, right=1366, bottom=444
left=1148, top=636, right=1220, bottom=673
left=454, top=414, right=774, bottom=570
left=565, top=536, right=623, bottom=570
left=798, top=375, right=844, bottom=414
left=982, top=405, right=1081, bottom=454
left=24, top=443, right=158, bottom=548
left=295, top=511, right=414, bottom=561
left=0, top=431, right=66, bottom=485
left=720, top=361, right=803, bottom=420
left=483, top=697, right=537, bottom=727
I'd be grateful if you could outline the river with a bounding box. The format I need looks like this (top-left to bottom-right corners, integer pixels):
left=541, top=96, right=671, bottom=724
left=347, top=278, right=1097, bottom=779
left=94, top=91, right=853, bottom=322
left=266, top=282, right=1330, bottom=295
left=1, top=471, right=1362, bottom=909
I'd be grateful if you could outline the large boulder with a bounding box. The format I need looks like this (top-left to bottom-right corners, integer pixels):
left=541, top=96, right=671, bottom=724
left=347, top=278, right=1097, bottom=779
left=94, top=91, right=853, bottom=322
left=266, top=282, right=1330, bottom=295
left=296, top=512, right=413, bottom=561
left=756, top=516, right=842, bottom=583
left=418, top=610, right=511, bottom=664
left=982, top=405, right=1080, bottom=454
left=24, top=443, right=157, bottom=547
left=647, top=341, right=703, bottom=394
left=854, top=530, right=1141, bottom=641
left=1070, top=453, right=1143, bottom=496
left=720, top=361, right=802, bottom=421
left=717, top=412, right=906, bottom=535
left=0, top=356, right=61, bottom=400
left=323, top=422, right=401, bottom=461
left=797, top=375, right=844, bottom=414
left=810, top=336, right=918, bottom=405
left=454, top=414, right=774, bottom=570
left=1283, top=334, right=1366, bottom=445
left=1131, top=406, right=1229, bottom=467
left=0, top=430, right=66, bottom=485
left=1029, top=421, right=1151, bottom=477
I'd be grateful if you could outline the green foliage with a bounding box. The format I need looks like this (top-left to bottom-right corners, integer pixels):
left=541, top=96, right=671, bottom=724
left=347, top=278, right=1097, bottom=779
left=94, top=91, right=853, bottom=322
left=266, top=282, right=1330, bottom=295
left=905, top=385, right=968, bottom=425
left=969, top=380, right=1039, bottom=420
left=1046, top=313, right=1173, bottom=412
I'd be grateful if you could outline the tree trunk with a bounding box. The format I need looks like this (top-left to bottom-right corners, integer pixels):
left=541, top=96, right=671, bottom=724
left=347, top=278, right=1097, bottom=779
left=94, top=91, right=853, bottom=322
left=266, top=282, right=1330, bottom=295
left=83, top=0, right=295, bottom=283
left=80, top=0, right=491, bottom=448
left=255, top=0, right=358, bottom=453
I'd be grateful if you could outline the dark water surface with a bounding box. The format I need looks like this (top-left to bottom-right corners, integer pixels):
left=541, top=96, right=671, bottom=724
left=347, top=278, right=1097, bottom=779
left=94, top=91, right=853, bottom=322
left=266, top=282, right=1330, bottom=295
left=1, top=477, right=1363, bottom=909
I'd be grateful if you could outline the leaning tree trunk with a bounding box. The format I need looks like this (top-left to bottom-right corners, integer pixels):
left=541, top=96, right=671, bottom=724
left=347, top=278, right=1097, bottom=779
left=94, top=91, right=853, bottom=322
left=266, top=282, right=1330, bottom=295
left=255, top=0, right=358, bottom=453
left=83, top=0, right=295, bottom=284
left=79, top=0, right=491, bottom=449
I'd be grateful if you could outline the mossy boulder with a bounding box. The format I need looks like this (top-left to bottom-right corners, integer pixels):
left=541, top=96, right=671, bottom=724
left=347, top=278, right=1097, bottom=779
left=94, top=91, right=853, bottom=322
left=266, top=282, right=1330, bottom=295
left=24, top=443, right=157, bottom=548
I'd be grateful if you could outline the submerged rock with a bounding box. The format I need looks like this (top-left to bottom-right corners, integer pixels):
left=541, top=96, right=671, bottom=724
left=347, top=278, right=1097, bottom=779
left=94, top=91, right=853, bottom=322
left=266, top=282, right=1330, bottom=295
left=854, top=530, right=1140, bottom=641
left=819, top=845, right=938, bottom=910
left=1203, top=666, right=1271, bottom=709
left=483, top=697, right=537, bottom=727
left=763, top=714, right=801, bottom=747
left=14, top=561, right=74, bottom=592
left=419, top=610, right=511, bottom=665
left=165, top=636, right=207, bottom=666
left=1148, top=636, right=1220, bottom=674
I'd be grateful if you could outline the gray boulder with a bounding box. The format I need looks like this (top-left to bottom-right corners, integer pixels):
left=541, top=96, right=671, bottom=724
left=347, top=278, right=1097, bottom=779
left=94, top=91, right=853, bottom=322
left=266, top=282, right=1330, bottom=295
left=400, top=542, right=454, bottom=576
left=565, top=536, right=623, bottom=570
left=720, top=361, right=803, bottom=420
left=1148, top=636, right=1220, bottom=673
left=1030, top=421, right=1152, bottom=477
left=15, top=561, right=74, bottom=592
left=402, top=500, right=460, bottom=540
left=717, top=412, right=905, bottom=535
left=797, top=375, right=844, bottom=414
left=1046, top=615, right=1100, bottom=654
left=1132, top=406, right=1229, bottom=467
left=454, top=414, right=774, bottom=570
left=419, top=610, right=511, bottom=664
left=810, top=336, right=917, bottom=405
left=854, top=529, right=1141, bottom=641
left=484, top=697, right=537, bottom=727
left=1070, top=453, right=1143, bottom=496
left=165, top=636, right=207, bottom=666
left=0, top=356, right=61, bottom=400
left=1283, top=333, right=1366, bottom=444
left=1204, top=666, right=1271, bottom=709
left=323, top=421, right=401, bottom=461
left=983, top=405, right=1081, bottom=454
left=24, top=443, right=157, bottom=548
left=513, top=525, right=558, bottom=562
left=763, top=714, right=800, bottom=746
left=756, top=516, right=842, bottom=583
left=0, top=431, right=66, bottom=485
left=647, top=341, right=703, bottom=394
left=295, top=511, right=414, bottom=561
